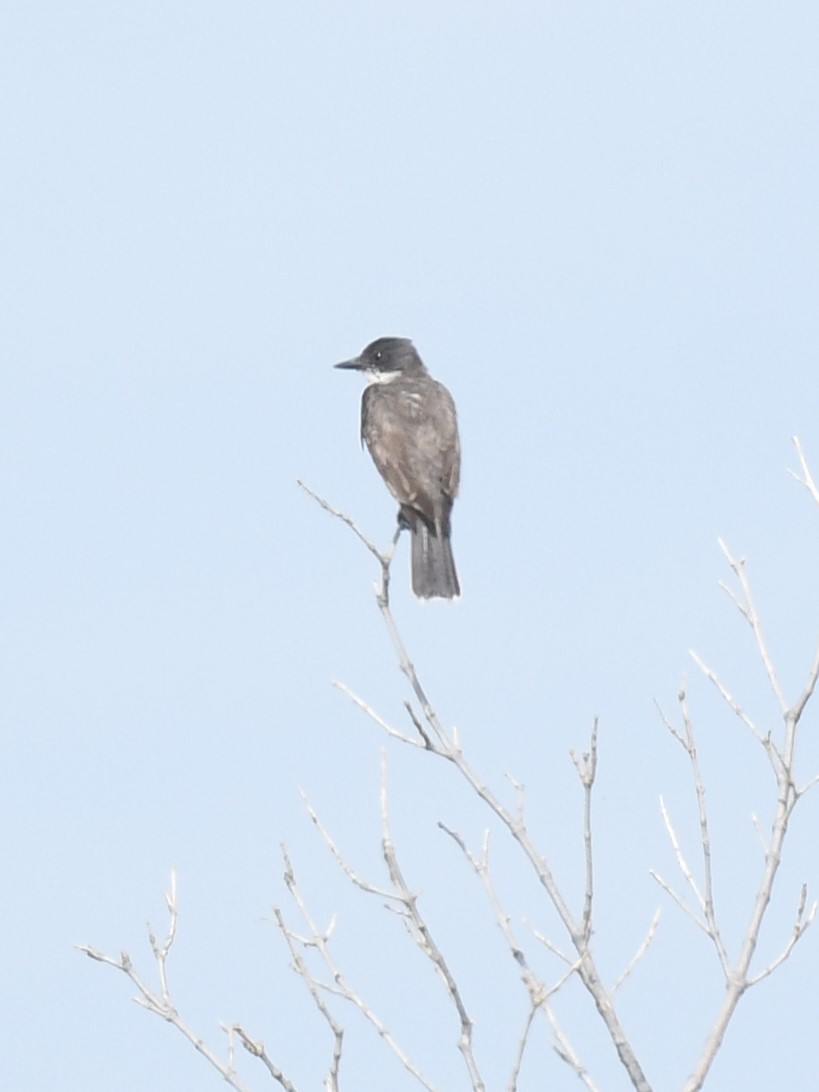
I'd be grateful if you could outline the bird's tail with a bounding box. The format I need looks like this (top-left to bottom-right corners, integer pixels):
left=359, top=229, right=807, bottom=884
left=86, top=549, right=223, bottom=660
left=410, top=521, right=460, bottom=600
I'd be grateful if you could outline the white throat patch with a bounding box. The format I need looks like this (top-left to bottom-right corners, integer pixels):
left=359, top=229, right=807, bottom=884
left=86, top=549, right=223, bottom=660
left=366, top=369, right=402, bottom=385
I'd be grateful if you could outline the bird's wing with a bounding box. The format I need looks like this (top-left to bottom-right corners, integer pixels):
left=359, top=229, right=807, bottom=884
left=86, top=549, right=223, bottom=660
left=362, top=380, right=460, bottom=525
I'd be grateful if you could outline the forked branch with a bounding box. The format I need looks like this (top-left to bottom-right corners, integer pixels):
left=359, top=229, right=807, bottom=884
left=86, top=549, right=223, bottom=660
left=302, top=484, right=651, bottom=1092
left=78, top=871, right=295, bottom=1091
left=653, top=439, right=819, bottom=1090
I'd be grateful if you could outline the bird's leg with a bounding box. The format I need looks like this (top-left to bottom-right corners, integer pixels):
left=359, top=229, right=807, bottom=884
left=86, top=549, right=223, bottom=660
left=381, top=509, right=407, bottom=569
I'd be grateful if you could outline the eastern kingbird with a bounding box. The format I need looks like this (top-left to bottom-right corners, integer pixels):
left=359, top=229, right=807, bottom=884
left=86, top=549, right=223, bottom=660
left=335, top=337, right=461, bottom=600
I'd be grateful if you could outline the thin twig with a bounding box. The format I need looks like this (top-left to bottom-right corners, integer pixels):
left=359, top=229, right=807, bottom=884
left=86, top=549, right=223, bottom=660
left=301, top=484, right=653, bottom=1092
left=678, top=497, right=819, bottom=1091
left=378, top=756, right=486, bottom=1092
left=270, top=904, right=343, bottom=1090
left=300, top=790, right=397, bottom=900
left=648, top=869, right=705, bottom=932
left=277, top=844, right=436, bottom=1091
left=747, top=884, right=818, bottom=986
left=330, top=681, right=424, bottom=746
left=790, top=641, right=819, bottom=726
left=78, top=872, right=286, bottom=1091
left=438, top=823, right=591, bottom=1091
left=545, top=1003, right=603, bottom=1092
left=717, top=538, right=788, bottom=716
left=507, top=1005, right=538, bottom=1092
left=788, top=436, right=819, bottom=505
left=612, top=909, right=662, bottom=995
left=226, top=1024, right=302, bottom=1092
left=657, top=798, right=705, bottom=917
left=657, top=689, right=730, bottom=976
left=570, top=719, right=599, bottom=944
left=298, top=480, right=384, bottom=565
left=528, top=926, right=573, bottom=967
left=688, top=650, right=769, bottom=750
left=505, top=774, right=527, bottom=827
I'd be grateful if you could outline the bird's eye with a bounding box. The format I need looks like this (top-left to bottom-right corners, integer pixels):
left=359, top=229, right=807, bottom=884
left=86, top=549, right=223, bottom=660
left=374, top=351, right=382, bottom=361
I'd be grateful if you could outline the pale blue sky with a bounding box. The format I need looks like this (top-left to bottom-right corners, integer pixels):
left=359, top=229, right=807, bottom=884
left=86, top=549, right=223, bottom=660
left=2, top=3, right=819, bottom=1089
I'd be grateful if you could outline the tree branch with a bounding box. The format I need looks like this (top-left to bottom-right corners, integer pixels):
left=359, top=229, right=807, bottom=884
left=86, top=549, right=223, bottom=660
left=78, top=871, right=292, bottom=1091
left=303, top=485, right=652, bottom=1092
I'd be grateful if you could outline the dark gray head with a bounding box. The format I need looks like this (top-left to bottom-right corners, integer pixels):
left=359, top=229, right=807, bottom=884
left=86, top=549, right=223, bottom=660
left=334, top=337, right=427, bottom=379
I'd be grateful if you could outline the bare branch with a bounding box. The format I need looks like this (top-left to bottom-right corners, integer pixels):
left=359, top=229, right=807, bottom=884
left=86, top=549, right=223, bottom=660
left=372, top=603, right=646, bottom=1083
left=303, top=480, right=653, bottom=1092
left=78, top=873, right=279, bottom=1092
left=658, top=690, right=730, bottom=975
left=653, top=697, right=685, bottom=749
left=717, top=538, right=788, bottom=715
left=797, top=771, right=819, bottom=796
left=747, top=885, right=818, bottom=987
left=298, top=480, right=384, bottom=566
left=299, top=790, right=398, bottom=901
left=648, top=869, right=705, bottom=932
left=570, top=718, right=599, bottom=944
left=680, top=488, right=819, bottom=1090
left=438, top=822, right=592, bottom=1091
left=276, top=845, right=437, bottom=1091
left=438, top=822, right=569, bottom=999
left=332, top=681, right=424, bottom=747
left=270, top=905, right=343, bottom=1090
left=677, top=690, right=729, bottom=973
left=657, top=797, right=704, bottom=914
left=791, top=640, right=819, bottom=726
left=612, top=909, right=662, bottom=995
left=545, top=1004, right=603, bottom=1092
left=504, top=774, right=527, bottom=827
left=507, top=1005, right=538, bottom=1092
left=296, top=777, right=484, bottom=1089
left=403, top=699, right=435, bottom=749
left=688, top=650, right=769, bottom=750
left=528, top=925, right=574, bottom=967
left=148, top=867, right=178, bottom=1004
left=788, top=436, right=819, bottom=505
left=378, top=756, right=485, bottom=1092
left=224, top=1025, right=302, bottom=1092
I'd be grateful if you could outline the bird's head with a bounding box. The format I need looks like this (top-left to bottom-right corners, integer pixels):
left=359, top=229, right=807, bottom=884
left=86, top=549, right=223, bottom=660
left=334, top=337, right=426, bottom=382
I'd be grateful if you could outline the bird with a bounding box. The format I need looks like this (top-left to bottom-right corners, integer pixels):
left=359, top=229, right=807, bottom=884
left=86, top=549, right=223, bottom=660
left=335, top=337, right=461, bottom=600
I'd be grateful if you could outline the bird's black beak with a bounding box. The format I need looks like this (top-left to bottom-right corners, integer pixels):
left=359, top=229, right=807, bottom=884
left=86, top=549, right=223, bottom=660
left=334, top=356, right=364, bottom=371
